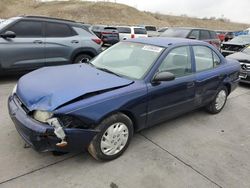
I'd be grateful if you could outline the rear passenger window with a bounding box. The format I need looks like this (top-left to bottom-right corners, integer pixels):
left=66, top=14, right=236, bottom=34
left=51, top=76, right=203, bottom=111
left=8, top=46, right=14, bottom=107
left=200, top=30, right=210, bottom=40
left=134, top=28, right=147, bottom=35
left=189, top=30, right=199, bottom=39
left=193, top=46, right=214, bottom=72
left=210, top=31, right=217, bottom=39
left=159, top=46, right=192, bottom=77
left=7, top=21, right=42, bottom=37
left=45, top=22, right=75, bottom=37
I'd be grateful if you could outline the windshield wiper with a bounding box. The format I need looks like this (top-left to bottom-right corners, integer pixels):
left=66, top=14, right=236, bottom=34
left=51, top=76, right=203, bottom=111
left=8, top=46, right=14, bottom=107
left=97, top=67, right=121, bottom=77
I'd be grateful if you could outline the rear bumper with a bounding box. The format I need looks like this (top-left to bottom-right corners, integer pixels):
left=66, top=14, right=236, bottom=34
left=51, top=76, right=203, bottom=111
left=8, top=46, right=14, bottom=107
left=8, top=95, right=99, bottom=152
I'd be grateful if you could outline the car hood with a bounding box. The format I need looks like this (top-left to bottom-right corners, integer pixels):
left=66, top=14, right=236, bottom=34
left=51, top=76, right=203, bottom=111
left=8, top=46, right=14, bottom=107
left=16, top=64, right=133, bottom=111
left=223, top=41, right=250, bottom=46
left=226, top=52, right=250, bottom=61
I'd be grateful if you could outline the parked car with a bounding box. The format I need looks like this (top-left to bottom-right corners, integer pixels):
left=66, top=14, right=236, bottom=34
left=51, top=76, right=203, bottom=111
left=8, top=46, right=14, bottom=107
left=161, top=27, right=221, bottom=50
left=9, top=38, right=240, bottom=161
left=90, top=25, right=106, bottom=38
left=0, top=16, right=102, bottom=75
left=143, top=25, right=159, bottom=37
left=116, top=26, right=148, bottom=40
left=90, top=25, right=119, bottom=46
left=158, top=27, right=168, bottom=34
left=100, top=27, right=119, bottom=46
left=224, top=32, right=235, bottom=41
left=226, top=46, right=250, bottom=84
left=216, top=30, right=226, bottom=42
left=221, top=35, right=250, bottom=56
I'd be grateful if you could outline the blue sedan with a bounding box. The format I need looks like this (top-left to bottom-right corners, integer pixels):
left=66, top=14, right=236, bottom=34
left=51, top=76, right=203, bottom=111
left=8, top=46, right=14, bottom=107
left=8, top=38, right=240, bottom=161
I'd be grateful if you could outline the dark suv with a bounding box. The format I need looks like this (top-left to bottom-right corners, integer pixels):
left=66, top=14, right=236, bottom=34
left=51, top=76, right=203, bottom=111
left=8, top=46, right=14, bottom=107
left=161, top=27, right=221, bottom=50
left=0, top=16, right=102, bottom=74
left=90, top=25, right=119, bottom=46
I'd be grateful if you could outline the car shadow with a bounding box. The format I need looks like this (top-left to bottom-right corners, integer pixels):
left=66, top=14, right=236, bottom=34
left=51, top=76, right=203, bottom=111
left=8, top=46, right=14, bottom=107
left=239, top=82, right=250, bottom=89
left=0, top=74, right=24, bottom=84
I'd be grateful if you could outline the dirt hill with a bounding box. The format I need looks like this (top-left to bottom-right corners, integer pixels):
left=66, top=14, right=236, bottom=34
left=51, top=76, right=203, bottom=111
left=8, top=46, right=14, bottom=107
left=0, top=0, right=249, bottom=31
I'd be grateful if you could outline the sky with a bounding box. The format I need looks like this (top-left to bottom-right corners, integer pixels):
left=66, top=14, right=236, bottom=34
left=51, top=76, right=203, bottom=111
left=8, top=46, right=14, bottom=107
left=114, top=0, right=250, bottom=24
left=41, top=0, right=250, bottom=24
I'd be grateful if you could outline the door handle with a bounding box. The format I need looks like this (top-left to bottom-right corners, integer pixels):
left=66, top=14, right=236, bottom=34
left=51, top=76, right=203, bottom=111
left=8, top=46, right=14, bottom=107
left=71, top=40, right=79, bottom=44
left=187, top=82, right=195, bottom=88
left=33, top=40, right=43, bottom=44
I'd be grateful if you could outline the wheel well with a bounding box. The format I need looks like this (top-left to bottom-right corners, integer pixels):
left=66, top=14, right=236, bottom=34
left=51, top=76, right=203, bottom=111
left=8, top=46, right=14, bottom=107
left=73, top=51, right=95, bottom=62
left=119, top=110, right=138, bottom=132
left=224, top=83, right=231, bottom=95
left=98, top=111, right=138, bottom=132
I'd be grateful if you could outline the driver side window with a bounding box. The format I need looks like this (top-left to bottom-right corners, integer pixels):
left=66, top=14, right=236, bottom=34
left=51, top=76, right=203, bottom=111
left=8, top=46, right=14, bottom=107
left=158, top=46, right=192, bottom=77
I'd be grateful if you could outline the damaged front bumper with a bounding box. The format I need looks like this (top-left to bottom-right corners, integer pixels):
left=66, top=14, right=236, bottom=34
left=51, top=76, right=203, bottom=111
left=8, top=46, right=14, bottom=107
left=8, top=95, right=99, bottom=152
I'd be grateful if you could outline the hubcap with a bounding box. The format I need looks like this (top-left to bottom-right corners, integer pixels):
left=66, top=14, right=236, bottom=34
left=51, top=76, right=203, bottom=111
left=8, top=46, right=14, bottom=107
left=215, top=90, right=227, bottom=110
left=101, top=122, right=129, bottom=156
left=78, top=57, right=90, bottom=63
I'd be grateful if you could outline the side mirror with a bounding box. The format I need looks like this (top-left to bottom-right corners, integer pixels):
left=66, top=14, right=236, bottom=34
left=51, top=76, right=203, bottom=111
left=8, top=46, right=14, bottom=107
left=188, top=36, right=197, bottom=40
left=0, top=31, right=16, bottom=39
left=152, top=71, right=175, bottom=83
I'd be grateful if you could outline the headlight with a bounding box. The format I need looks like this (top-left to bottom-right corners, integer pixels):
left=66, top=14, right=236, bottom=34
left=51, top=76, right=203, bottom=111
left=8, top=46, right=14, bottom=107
left=33, top=110, right=53, bottom=123
left=12, top=84, right=17, bottom=95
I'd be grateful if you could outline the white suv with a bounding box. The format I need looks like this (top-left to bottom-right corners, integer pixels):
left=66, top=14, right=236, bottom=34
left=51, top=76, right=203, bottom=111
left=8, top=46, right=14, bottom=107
left=117, top=26, right=148, bottom=40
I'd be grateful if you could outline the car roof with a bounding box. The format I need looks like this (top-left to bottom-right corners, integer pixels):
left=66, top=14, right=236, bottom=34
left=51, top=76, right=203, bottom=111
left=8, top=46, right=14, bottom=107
left=117, top=26, right=145, bottom=29
left=126, top=37, right=206, bottom=48
left=169, top=27, right=215, bottom=31
left=17, top=16, right=84, bottom=27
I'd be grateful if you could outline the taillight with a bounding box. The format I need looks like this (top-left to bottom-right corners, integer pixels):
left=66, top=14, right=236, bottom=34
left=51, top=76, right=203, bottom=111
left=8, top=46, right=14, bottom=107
left=131, top=34, right=135, bottom=39
left=92, top=38, right=102, bottom=45
left=101, top=32, right=113, bottom=35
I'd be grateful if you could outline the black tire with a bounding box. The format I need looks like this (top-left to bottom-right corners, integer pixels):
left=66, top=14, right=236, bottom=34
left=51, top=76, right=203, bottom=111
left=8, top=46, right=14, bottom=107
left=73, top=54, right=92, bottom=64
left=88, top=113, right=133, bottom=161
left=206, top=86, right=228, bottom=114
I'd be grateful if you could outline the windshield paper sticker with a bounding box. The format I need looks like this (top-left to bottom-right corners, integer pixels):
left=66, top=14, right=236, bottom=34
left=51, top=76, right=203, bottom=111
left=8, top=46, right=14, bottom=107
left=142, top=45, right=163, bottom=53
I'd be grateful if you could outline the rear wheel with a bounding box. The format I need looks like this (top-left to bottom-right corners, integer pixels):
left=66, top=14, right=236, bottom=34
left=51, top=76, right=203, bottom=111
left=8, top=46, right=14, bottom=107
left=73, top=54, right=92, bottom=64
left=206, top=86, right=228, bottom=114
left=88, top=113, right=133, bottom=161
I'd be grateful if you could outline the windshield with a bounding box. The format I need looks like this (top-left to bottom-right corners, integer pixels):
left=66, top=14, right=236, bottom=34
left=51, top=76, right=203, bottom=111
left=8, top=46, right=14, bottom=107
left=91, top=42, right=164, bottom=79
left=230, top=35, right=250, bottom=43
left=161, top=28, right=191, bottom=38
left=0, top=18, right=17, bottom=30
left=242, top=46, right=250, bottom=55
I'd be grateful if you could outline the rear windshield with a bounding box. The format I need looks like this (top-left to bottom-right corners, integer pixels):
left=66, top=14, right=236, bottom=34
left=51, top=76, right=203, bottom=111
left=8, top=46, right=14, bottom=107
left=145, top=26, right=157, bottom=31
left=134, top=28, right=147, bottom=35
left=91, top=25, right=105, bottom=31
left=117, top=27, right=131, bottom=33
left=161, top=28, right=191, bottom=38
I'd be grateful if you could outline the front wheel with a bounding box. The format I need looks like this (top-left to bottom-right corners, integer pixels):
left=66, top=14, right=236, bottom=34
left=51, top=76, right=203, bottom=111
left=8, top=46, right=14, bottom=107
left=206, top=86, right=228, bottom=114
left=73, top=54, right=92, bottom=64
left=88, top=113, right=133, bottom=161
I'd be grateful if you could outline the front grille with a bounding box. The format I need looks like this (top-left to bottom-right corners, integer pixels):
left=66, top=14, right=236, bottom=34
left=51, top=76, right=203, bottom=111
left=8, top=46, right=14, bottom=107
left=239, top=61, right=250, bottom=72
left=222, top=44, right=244, bottom=52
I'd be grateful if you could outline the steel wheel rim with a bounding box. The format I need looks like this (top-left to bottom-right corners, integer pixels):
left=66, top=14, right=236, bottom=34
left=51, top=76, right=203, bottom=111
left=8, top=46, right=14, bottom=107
left=78, top=57, right=90, bottom=63
left=215, top=90, right=227, bottom=110
left=101, top=122, right=129, bottom=156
